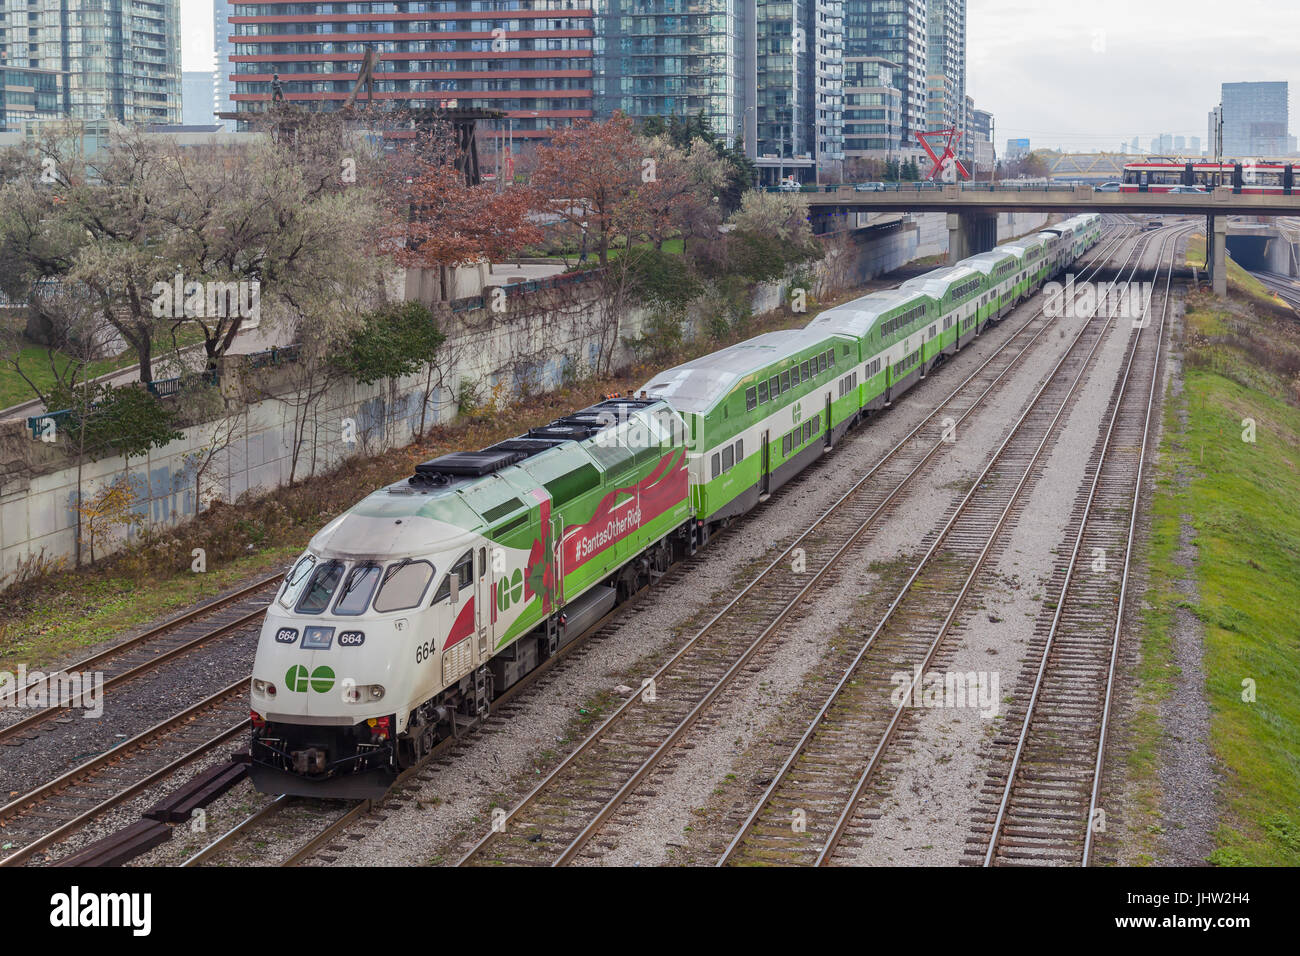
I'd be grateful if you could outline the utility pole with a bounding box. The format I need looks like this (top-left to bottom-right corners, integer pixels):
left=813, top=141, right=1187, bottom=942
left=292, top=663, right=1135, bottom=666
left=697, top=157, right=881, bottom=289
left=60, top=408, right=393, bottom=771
left=991, top=116, right=996, bottom=186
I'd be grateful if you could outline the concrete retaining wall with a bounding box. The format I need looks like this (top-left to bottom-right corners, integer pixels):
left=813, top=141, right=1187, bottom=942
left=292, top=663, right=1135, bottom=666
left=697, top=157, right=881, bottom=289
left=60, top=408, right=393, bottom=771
left=0, top=220, right=957, bottom=583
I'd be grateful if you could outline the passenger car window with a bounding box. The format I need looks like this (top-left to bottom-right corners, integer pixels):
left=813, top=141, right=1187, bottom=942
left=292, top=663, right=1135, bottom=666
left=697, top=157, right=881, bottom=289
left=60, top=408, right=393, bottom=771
left=373, top=560, right=434, bottom=613
left=296, top=560, right=345, bottom=614
left=801, top=360, right=810, bottom=379
left=722, top=446, right=734, bottom=471
left=711, top=453, right=721, bottom=479
left=758, top=381, right=769, bottom=403
left=333, top=562, right=381, bottom=615
left=745, top=387, right=757, bottom=411
left=781, top=371, right=790, bottom=392
left=769, top=375, right=780, bottom=397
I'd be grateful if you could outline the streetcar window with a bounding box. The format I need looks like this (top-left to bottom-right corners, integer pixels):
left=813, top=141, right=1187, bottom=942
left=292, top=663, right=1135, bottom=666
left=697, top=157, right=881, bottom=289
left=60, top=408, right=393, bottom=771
left=781, top=371, right=790, bottom=392
left=711, top=453, right=721, bottom=479
left=295, top=560, right=346, bottom=615
left=745, top=387, right=757, bottom=411
left=333, top=562, right=381, bottom=615
left=278, top=554, right=317, bottom=609
left=374, top=560, right=434, bottom=613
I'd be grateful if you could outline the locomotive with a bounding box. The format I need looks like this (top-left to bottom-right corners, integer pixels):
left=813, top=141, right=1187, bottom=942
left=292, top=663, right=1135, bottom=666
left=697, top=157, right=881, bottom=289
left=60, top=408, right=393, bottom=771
left=247, top=214, right=1102, bottom=797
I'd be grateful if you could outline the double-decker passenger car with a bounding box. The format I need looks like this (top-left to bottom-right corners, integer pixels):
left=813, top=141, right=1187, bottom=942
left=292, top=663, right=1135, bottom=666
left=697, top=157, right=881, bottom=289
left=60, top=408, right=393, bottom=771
left=248, top=213, right=1105, bottom=797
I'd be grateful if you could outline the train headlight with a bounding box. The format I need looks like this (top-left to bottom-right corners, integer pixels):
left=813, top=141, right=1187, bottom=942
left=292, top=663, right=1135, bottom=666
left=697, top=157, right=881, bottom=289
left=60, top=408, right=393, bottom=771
left=252, top=678, right=277, bottom=698
left=343, top=683, right=385, bottom=703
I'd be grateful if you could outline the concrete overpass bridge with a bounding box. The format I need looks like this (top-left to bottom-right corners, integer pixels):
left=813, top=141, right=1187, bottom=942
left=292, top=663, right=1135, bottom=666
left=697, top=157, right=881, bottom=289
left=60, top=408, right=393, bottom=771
left=802, top=183, right=1300, bottom=294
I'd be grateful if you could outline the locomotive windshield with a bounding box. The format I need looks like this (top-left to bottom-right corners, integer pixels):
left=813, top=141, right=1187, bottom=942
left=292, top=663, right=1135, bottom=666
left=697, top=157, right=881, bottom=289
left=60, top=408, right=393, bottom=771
left=296, top=560, right=345, bottom=614
left=278, top=554, right=317, bottom=609
left=334, top=562, right=381, bottom=615
left=373, top=559, right=435, bottom=613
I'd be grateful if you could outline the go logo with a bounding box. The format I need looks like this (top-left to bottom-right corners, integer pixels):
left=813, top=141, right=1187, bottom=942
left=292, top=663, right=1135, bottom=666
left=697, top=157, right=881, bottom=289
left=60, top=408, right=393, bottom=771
left=285, top=664, right=336, bottom=693
left=496, top=567, right=525, bottom=612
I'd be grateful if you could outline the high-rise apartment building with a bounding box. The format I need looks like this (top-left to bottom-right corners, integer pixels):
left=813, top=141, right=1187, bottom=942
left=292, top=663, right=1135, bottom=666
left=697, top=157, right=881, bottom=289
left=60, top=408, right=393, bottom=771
left=0, top=65, right=63, bottom=129
left=597, top=1, right=745, bottom=146
left=214, top=0, right=236, bottom=131
left=843, top=56, right=901, bottom=155
left=0, top=0, right=180, bottom=124
left=844, top=0, right=928, bottom=148
left=182, top=71, right=217, bottom=127
left=1220, top=81, right=1289, bottom=157
left=599, top=2, right=843, bottom=180
left=924, top=0, right=964, bottom=140
left=228, top=1, right=595, bottom=140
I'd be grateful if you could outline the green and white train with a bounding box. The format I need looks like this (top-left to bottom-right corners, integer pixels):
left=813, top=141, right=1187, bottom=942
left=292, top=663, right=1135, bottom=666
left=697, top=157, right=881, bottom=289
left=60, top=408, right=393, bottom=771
left=247, top=213, right=1101, bottom=796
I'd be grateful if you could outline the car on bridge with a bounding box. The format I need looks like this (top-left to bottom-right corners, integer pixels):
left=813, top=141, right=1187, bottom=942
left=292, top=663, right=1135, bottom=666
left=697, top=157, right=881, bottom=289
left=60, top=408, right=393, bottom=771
left=854, top=181, right=889, bottom=192
left=1096, top=181, right=1123, bottom=192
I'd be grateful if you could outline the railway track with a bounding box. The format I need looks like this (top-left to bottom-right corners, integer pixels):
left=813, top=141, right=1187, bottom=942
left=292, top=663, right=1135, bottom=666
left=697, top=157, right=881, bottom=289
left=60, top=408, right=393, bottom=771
left=175, top=566, right=689, bottom=867
left=9, top=223, right=1144, bottom=870
left=716, top=223, right=1185, bottom=866
left=1252, top=270, right=1300, bottom=310
left=972, top=224, right=1181, bottom=867
left=452, top=225, right=1145, bottom=867
left=0, top=575, right=278, bottom=747
left=0, top=679, right=250, bottom=867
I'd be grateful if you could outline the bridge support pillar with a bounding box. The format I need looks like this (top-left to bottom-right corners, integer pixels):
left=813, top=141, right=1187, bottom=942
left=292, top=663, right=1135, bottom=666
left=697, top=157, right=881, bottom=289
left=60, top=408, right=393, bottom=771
left=1213, top=215, right=1228, bottom=297
left=947, top=211, right=997, bottom=265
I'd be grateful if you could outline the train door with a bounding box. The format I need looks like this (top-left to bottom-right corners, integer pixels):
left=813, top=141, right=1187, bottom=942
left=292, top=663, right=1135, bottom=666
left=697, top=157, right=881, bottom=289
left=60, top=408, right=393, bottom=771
left=1183, top=162, right=1194, bottom=186
left=1233, top=163, right=1244, bottom=193
left=550, top=514, right=565, bottom=609
left=476, top=546, right=489, bottom=661
left=760, top=430, right=771, bottom=497
left=1286, top=165, right=1295, bottom=196
left=824, top=395, right=833, bottom=448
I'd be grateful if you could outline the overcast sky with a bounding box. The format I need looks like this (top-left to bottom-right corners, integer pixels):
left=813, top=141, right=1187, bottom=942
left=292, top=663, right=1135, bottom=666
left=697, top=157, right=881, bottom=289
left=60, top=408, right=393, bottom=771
left=183, top=0, right=1296, bottom=152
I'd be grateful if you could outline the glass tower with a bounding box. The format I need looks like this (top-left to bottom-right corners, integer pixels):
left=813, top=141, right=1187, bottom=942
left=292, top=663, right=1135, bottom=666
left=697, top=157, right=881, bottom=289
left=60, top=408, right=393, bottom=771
left=1221, top=81, right=1289, bottom=158
left=0, top=0, right=180, bottom=124
left=843, top=0, right=927, bottom=148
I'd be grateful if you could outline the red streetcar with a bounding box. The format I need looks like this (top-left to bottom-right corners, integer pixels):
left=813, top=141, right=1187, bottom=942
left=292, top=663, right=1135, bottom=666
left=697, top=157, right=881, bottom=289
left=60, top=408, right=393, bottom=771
left=1121, top=160, right=1296, bottom=194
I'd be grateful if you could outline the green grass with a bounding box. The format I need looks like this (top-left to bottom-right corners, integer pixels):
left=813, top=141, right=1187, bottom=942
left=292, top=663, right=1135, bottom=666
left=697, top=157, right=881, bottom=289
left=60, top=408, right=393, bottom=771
left=1135, top=289, right=1300, bottom=865
left=0, top=343, right=129, bottom=410
left=0, top=546, right=299, bottom=671
left=1, top=321, right=211, bottom=411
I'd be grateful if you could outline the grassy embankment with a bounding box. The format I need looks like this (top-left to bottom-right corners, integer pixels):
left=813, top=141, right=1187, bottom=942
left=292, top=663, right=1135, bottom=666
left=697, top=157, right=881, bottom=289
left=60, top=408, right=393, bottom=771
left=1128, top=234, right=1300, bottom=865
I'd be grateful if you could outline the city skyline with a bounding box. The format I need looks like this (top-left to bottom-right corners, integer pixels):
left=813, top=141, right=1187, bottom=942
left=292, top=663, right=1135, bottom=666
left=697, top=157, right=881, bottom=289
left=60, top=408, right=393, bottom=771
left=181, top=0, right=1297, bottom=154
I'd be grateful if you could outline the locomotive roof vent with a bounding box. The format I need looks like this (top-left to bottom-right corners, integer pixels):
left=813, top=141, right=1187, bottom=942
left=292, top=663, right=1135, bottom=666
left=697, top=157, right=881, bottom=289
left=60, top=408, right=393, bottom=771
left=412, top=448, right=527, bottom=483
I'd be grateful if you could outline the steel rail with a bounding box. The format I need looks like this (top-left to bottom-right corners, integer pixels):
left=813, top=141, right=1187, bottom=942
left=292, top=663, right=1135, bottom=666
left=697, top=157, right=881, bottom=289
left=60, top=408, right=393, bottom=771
left=982, top=227, right=1182, bottom=867
left=718, top=223, right=1179, bottom=866
left=0, top=677, right=250, bottom=866
left=457, top=224, right=1137, bottom=867
left=0, top=574, right=278, bottom=711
